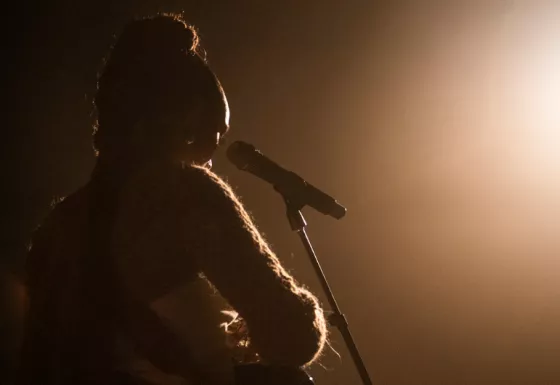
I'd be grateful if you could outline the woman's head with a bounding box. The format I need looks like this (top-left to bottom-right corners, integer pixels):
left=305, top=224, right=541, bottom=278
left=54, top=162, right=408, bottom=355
left=94, top=14, right=229, bottom=168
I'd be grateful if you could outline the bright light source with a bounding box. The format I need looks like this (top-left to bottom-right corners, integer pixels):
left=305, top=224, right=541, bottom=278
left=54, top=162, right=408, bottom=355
left=509, top=9, right=560, bottom=187
left=524, top=36, right=560, bottom=130
left=524, top=50, right=560, bottom=162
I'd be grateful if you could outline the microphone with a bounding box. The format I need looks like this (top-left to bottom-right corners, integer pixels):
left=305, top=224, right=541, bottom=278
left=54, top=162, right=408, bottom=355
left=226, top=141, right=346, bottom=219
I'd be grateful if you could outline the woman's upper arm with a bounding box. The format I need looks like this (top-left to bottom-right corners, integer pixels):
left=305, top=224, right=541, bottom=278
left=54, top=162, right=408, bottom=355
left=180, top=166, right=326, bottom=366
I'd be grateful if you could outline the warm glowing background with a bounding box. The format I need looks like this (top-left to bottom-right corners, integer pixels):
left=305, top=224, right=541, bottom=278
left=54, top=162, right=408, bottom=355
left=5, top=1, right=560, bottom=384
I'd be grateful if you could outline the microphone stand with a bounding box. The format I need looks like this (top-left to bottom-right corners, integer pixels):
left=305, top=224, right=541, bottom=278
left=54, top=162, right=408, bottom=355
left=282, top=196, right=373, bottom=385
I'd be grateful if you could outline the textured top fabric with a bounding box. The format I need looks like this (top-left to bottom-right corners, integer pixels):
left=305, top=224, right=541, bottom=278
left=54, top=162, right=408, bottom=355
left=19, top=162, right=325, bottom=385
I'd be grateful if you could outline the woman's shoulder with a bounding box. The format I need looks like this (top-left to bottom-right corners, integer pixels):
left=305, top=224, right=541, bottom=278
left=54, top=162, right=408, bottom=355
left=26, top=185, right=92, bottom=275
left=124, top=162, right=235, bottom=202
left=35, top=185, right=91, bottom=237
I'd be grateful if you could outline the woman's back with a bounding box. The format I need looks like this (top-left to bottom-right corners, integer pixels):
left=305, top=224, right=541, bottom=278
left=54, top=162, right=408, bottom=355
left=21, top=164, right=237, bottom=384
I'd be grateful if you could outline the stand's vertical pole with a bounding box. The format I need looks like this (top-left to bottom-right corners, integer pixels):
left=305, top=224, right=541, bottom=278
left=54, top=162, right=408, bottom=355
left=285, top=201, right=373, bottom=385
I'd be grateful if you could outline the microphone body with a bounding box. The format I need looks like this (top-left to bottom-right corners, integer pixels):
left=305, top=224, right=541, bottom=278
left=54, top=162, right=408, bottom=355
left=226, top=141, right=346, bottom=219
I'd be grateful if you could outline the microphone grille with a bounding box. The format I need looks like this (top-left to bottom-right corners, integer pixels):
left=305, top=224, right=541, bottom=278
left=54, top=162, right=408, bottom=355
left=226, top=141, right=257, bottom=169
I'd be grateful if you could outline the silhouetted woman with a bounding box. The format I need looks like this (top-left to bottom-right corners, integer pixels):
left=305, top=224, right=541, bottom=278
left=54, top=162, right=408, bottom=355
left=18, top=14, right=326, bottom=385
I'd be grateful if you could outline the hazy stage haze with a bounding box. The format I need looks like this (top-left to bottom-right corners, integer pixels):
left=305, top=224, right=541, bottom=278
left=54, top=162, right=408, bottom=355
left=3, top=1, right=560, bottom=384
